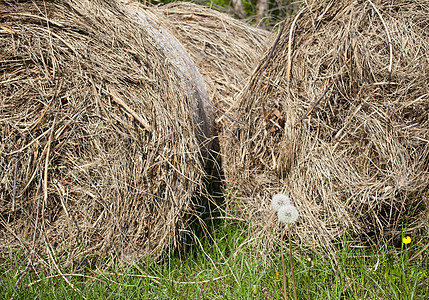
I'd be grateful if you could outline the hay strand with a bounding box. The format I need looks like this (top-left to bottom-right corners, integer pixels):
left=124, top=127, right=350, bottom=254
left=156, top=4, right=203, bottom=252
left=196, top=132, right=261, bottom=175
left=367, top=0, right=393, bottom=77
left=107, top=87, right=151, bottom=132
left=286, top=8, right=305, bottom=82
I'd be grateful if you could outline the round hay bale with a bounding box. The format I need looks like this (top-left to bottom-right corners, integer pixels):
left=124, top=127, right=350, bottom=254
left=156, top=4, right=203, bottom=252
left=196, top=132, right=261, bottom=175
left=0, top=0, right=214, bottom=264
left=224, top=0, right=429, bottom=251
left=125, top=1, right=271, bottom=114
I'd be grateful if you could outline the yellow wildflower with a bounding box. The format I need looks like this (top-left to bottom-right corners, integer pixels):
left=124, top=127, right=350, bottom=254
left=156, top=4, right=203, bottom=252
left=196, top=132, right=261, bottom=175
left=402, top=236, right=411, bottom=244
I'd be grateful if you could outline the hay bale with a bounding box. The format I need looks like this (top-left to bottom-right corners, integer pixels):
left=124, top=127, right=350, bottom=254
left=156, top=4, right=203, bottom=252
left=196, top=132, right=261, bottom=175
left=125, top=1, right=271, bottom=113
left=224, top=0, right=429, bottom=251
left=0, top=0, right=214, bottom=264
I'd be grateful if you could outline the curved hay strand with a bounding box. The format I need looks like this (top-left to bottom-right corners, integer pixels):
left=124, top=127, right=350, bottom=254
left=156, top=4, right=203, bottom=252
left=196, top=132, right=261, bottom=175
left=286, top=8, right=305, bottom=82
left=367, top=0, right=393, bottom=77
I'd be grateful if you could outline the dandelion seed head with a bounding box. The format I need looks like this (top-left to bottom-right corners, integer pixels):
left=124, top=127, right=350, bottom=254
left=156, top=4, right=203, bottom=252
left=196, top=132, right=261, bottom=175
left=277, top=204, right=299, bottom=224
left=271, top=193, right=290, bottom=211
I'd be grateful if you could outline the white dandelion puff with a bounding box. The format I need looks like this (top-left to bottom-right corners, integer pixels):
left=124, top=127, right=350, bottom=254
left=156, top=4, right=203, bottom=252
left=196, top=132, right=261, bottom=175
left=277, top=204, right=299, bottom=224
left=271, top=193, right=290, bottom=211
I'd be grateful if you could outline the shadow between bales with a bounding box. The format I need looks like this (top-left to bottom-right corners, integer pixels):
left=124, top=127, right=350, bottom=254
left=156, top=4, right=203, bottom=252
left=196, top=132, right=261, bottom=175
left=173, top=136, right=228, bottom=261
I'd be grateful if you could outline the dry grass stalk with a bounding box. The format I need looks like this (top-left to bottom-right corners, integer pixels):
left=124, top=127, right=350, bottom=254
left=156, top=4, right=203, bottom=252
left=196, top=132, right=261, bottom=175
left=223, top=0, right=429, bottom=253
left=0, top=0, right=215, bottom=266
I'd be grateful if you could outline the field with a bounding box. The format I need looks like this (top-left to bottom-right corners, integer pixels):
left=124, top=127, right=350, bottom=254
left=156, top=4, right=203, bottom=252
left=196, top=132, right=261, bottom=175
left=3, top=209, right=429, bottom=299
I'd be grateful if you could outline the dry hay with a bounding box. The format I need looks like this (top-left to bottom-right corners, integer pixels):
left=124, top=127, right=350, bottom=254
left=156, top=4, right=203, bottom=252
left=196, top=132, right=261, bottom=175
left=125, top=1, right=271, bottom=114
left=0, top=0, right=215, bottom=265
left=223, top=0, right=429, bottom=251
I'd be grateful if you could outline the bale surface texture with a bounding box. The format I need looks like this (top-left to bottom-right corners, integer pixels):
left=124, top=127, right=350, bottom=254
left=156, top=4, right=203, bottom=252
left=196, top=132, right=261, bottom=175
left=224, top=0, right=429, bottom=251
left=0, top=0, right=213, bottom=264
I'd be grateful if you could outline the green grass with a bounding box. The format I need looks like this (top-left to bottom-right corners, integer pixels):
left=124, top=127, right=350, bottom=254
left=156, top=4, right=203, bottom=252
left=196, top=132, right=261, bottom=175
left=2, top=219, right=428, bottom=299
